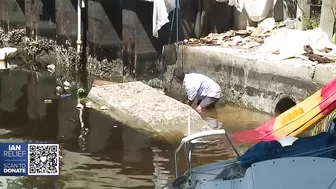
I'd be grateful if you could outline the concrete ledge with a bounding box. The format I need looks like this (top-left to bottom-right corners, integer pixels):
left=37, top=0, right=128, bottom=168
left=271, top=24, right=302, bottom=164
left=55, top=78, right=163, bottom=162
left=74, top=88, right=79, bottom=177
left=87, top=81, right=206, bottom=141
left=166, top=45, right=336, bottom=114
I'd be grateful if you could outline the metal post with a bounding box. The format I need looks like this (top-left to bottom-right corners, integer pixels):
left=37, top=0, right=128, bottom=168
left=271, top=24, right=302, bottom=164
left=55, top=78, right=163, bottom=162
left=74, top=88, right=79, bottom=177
left=76, top=0, right=82, bottom=53
left=175, top=0, right=180, bottom=63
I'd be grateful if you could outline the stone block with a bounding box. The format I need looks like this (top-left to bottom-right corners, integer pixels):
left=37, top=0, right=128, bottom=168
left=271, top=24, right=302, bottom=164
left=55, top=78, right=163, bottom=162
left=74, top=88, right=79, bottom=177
left=87, top=81, right=206, bottom=141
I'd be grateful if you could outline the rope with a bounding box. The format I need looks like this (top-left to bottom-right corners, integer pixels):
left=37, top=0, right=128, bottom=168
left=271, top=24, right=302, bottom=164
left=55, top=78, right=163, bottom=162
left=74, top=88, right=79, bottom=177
left=160, top=7, right=176, bottom=82
left=161, top=0, right=181, bottom=92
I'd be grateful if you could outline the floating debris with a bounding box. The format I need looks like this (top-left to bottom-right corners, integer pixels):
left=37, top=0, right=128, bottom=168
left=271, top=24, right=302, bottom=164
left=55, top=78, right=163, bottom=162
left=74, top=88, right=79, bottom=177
left=76, top=103, right=84, bottom=110
left=61, top=94, right=72, bottom=99
left=85, top=102, right=92, bottom=108
left=44, top=99, right=52, bottom=104
left=56, top=85, right=63, bottom=93
left=77, top=88, right=86, bottom=99
left=63, top=81, right=71, bottom=90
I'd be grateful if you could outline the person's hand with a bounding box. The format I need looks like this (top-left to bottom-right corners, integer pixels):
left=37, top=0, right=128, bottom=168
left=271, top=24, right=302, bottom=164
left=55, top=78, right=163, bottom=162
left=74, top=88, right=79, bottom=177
left=196, top=105, right=203, bottom=113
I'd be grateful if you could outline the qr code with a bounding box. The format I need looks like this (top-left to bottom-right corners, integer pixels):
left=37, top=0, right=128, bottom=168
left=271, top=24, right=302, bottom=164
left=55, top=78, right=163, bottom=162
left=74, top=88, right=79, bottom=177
left=28, top=143, right=60, bottom=176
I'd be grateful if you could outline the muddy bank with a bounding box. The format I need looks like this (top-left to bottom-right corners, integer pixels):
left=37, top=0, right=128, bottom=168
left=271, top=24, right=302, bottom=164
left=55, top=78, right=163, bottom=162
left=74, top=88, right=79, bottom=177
left=0, top=28, right=123, bottom=83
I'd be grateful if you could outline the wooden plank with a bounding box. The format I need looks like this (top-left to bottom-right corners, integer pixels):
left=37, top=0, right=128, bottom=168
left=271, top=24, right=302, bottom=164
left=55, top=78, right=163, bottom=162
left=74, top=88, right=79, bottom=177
left=319, top=0, right=336, bottom=41
left=296, top=0, right=311, bottom=30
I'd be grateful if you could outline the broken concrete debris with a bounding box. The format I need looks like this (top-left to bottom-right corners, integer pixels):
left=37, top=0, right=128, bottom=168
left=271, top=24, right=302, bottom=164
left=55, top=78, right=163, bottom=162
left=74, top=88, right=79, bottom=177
left=183, top=18, right=277, bottom=49
left=183, top=18, right=336, bottom=63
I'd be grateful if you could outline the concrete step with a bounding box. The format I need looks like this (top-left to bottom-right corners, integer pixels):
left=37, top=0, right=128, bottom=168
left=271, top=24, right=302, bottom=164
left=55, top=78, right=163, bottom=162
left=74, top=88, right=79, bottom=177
left=87, top=81, right=206, bottom=141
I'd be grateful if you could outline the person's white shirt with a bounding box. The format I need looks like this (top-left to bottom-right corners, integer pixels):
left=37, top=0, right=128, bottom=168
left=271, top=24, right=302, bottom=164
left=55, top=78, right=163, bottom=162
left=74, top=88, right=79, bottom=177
left=183, top=73, right=222, bottom=101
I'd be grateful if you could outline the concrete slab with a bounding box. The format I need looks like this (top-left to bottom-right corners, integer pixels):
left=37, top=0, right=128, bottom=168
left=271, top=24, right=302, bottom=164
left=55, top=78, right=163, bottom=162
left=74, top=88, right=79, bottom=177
left=87, top=81, right=206, bottom=141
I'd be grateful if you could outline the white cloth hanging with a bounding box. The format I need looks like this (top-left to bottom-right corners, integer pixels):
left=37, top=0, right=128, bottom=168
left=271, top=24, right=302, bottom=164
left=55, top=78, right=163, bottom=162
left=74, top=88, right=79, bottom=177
left=228, top=0, right=244, bottom=12
left=228, top=0, right=278, bottom=22
left=152, top=0, right=176, bottom=38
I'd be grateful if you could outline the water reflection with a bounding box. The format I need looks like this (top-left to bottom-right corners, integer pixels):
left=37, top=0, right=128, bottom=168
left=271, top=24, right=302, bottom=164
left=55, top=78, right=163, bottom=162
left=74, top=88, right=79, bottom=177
left=152, top=146, right=172, bottom=189
left=0, top=64, right=271, bottom=188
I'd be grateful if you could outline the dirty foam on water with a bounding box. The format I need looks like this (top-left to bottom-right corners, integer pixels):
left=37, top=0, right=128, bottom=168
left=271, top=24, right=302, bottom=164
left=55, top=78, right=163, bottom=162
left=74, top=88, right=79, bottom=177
left=0, top=65, right=271, bottom=189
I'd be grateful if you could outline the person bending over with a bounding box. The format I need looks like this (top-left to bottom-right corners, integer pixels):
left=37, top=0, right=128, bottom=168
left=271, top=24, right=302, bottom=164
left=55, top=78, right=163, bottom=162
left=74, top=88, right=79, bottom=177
left=173, top=68, right=222, bottom=113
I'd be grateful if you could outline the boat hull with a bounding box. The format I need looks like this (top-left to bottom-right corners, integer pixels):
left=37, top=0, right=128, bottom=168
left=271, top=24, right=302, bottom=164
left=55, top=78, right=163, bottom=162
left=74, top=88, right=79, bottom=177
left=183, top=157, right=336, bottom=189
left=233, top=78, right=336, bottom=144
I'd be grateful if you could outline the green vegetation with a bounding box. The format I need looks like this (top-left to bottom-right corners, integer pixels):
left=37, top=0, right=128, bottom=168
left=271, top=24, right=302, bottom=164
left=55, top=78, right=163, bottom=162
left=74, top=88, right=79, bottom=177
left=302, top=0, right=322, bottom=29
left=302, top=13, right=320, bottom=29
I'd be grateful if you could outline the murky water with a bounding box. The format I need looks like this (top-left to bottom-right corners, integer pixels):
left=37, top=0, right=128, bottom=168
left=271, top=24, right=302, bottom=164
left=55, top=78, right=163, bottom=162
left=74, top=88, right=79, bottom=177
left=0, top=62, right=271, bottom=189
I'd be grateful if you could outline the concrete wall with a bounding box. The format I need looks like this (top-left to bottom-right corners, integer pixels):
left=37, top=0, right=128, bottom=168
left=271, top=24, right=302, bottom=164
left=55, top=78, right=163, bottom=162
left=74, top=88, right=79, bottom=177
left=164, top=46, right=336, bottom=115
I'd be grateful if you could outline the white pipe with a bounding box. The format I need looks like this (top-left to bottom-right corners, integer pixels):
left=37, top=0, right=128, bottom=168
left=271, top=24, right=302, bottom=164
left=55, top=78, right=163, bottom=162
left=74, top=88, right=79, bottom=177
left=76, top=0, right=82, bottom=53
left=187, top=110, right=191, bottom=163
left=187, top=110, right=191, bottom=136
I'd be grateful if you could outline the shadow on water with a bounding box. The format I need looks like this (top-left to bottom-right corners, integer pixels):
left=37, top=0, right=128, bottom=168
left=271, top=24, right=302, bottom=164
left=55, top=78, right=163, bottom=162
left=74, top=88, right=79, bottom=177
left=0, top=63, right=271, bottom=188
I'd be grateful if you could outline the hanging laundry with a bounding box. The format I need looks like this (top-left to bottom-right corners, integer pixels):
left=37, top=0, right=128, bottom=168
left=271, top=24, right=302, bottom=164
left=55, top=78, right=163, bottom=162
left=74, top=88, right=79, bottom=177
left=228, top=0, right=278, bottom=22
left=152, top=0, right=176, bottom=38
left=228, top=0, right=244, bottom=12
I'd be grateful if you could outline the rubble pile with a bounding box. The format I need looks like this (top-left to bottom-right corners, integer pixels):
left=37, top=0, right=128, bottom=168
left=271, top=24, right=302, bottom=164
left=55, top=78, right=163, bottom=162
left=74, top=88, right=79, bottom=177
left=183, top=28, right=269, bottom=49
left=182, top=18, right=336, bottom=64
left=183, top=18, right=286, bottom=49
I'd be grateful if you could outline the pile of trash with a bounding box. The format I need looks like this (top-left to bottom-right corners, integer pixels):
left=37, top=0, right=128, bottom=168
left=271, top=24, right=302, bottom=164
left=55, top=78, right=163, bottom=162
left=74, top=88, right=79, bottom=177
left=44, top=80, right=73, bottom=104
left=183, top=28, right=267, bottom=49
left=257, top=28, right=336, bottom=63
left=182, top=17, right=336, bottom=63
left=183, top=18, right=291, bottom=49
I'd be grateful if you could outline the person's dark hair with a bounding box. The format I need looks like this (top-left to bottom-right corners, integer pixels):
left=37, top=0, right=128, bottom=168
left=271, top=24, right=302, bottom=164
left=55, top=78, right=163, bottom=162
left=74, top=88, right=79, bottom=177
left=173, top=68, right=185, bottom=81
